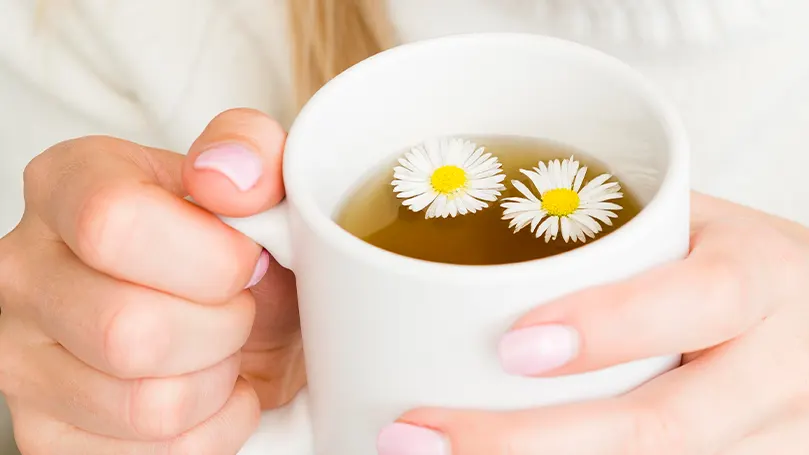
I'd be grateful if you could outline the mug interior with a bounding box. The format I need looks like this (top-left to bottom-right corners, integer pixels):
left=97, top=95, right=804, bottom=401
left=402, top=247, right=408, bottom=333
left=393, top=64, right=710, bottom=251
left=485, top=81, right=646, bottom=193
left=284, top=33, right=685, bottom=265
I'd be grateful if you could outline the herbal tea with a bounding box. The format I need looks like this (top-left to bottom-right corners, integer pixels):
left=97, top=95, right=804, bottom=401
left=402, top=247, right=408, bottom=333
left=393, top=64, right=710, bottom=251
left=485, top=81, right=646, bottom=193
left=335, top=136, right=642, bottom=265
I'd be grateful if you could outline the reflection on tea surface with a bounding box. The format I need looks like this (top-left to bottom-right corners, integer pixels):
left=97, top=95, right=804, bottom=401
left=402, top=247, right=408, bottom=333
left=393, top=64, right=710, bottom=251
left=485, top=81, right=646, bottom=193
left=335, top=135, right=642, bottom=265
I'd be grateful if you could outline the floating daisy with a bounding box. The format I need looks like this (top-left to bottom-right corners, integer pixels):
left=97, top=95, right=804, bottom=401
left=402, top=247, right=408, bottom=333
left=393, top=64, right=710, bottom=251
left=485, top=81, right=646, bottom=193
left=500, top=156, right=623, bottom=243
left=392, top=138, right=506, bottom=219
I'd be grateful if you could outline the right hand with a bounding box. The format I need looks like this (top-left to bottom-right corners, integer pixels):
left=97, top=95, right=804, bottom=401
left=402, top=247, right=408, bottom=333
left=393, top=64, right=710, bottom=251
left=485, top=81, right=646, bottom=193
left=0, top=109, right=306, bottom=454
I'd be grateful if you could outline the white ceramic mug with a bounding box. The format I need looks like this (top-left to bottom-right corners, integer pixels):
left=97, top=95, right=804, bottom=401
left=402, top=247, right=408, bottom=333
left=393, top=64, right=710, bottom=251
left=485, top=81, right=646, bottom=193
left=222, top=33, right=690, bottom=455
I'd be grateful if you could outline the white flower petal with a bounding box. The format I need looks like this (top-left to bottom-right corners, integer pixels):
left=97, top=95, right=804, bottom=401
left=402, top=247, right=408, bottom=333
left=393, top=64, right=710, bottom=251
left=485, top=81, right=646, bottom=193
left=560, top=216, right=572, bottom=242
left=392, top=169, right=425, bottom=183
left=467, top=157, right=499, bottom=176
left=467, top=152, right=493, bottom=170
left=443, top=140, right=461, bottom=166
left=511, top=180, right=540, bottom=202
left=579, top=209, right=616, bottom=226
left=425, top=141, right=444, bottom=169
left=580, top=201, right=623, bottom=211
left=566, top=158, right=579, bottom=190
left=469, top=176, right=507, bottom=190
left=393, top=181, right=429, bottom=193
left=569, top=212, right=602, bottom=234
left=473, top=167, right=504, bottom=179
left=509, top=212, right=535, bottom=232
left=463, top=147, right=487, bottom=168
left=466, top=189, right=500, bottom=202
left=588, top=191, right=624, bottom=203
left=447, top=199, right=459, bottom=218
left=573, top=166, right=587, bottom=192
left=546, top=217, right=559, bottom=242
left=461, top=193, right=488, bottom=212
left=579, top=173, right=612, bottom=196
left=404, top=191, right=437, bottom=212
left=551, top=159, right=564, bottom=189
left=535, top=216, right=555, bottom=239
left=570, top=217, right=597, bottom=239
left=521, top=169, right=548, bottom=195
left=566, top=221, right=580, bottom=243
left=561, top=158, right=569, bottom=188
left=396, top=189, right=428, bottom=199
left=396, top=160, right=418, bottom=174
left=429, top=194, right=449, bottom=218
left=405, top=149, right=432, bottom=174
left=574, top=223, right=587, bottom=243
left=529, top=210, right=547, bottom=232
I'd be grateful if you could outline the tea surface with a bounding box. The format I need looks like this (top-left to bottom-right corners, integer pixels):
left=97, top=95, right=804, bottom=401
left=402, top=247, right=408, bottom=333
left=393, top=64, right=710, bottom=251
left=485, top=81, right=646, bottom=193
left=335, top=136, right=642, bottom=265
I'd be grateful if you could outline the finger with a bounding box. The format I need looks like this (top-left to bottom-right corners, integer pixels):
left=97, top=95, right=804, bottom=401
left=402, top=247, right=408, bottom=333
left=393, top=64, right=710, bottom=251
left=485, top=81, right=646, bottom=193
left=8, top=377, right=260, bottom=455
left=7, top=337, right=240, bottom=441
left=498, top=216, right=805, bottom=376
left=27, top=135, right=262, bottom=304
left=691, top=192, right=809, bottom=245
left=388, top=316, right=805, bottom=455
left=240, top=253, right=307, bottom=409
left=184, top=108, right=286, bottom=218
left=721, top=411, right=809, bottom=455
left=382, top=401, right=632, bottom=455
left=14, top=241, right=254, bottom=378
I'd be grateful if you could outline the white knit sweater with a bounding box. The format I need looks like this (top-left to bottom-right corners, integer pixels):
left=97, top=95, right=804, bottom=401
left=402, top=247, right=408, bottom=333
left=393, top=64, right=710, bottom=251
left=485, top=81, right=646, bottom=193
left=1, top=1, right=808, bottom=454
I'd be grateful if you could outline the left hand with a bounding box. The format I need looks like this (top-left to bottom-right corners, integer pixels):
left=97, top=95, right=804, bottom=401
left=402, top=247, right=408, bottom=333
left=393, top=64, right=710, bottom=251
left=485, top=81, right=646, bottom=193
left=377, top=192, right=809, bottom=455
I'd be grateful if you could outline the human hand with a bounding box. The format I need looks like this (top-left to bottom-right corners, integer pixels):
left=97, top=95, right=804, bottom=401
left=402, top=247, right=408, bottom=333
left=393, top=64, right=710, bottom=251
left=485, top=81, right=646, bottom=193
left=378, top=192, right=809, bottom=455
left=0, top=109, right=305, bottom=454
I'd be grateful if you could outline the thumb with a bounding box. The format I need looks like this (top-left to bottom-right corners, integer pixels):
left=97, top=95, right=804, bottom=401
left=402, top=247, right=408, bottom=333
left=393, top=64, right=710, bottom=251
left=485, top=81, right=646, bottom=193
left=183, top=108, right=286, bottom=218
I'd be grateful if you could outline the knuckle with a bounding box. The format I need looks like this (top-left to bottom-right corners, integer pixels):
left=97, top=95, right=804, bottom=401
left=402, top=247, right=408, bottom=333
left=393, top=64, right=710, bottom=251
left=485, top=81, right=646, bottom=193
left=129, top=377, right=194, bottom=441
left=622, top=402, right=687, bottom=455
left=13, top=427, right=48, bottom=455
left=0, top=235, right=21, bottom=303
left=698, top=256, right=751, bottom=336
left=0, top=331, right=13, bottom=396
left=23, top=138, right=84, bottom=202
left=73, top=182, right=141, bottom=271
left=104, top=300, right=170, bottom=378
left=166, top=434, right=216, bottom=455
left=21, top=151, right=54, bottom=199
left=10, top=410, right=53, bottom=455
left=22, top=136, right=130, bottom=205
left=217, top=256, right=250, bottom=302
left=0, top=322, right=24, bottom=397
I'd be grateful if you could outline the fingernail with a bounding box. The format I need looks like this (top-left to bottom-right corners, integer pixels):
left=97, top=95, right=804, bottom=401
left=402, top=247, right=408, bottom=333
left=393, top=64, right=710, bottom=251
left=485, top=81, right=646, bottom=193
left=498, top=325, right=579, bottom=376
left=378, top=423, right=449, bottom=455
left=246, top=249, right=270, bottom=288
left=194, top=144, right=263, bottom=191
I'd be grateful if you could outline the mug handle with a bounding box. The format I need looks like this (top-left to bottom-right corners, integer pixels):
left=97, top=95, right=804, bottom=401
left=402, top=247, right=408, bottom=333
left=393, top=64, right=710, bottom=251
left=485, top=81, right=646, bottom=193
left=215, top=201, right=295, bottom=270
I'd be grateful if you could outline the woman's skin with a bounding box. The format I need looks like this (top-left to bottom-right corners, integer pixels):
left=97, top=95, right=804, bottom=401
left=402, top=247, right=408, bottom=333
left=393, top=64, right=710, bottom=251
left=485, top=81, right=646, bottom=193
left=1, top=109, right=808, bottom=454
left=0, top=110, right=304, bottom=454
left=380, top=192, right=809, bottom=455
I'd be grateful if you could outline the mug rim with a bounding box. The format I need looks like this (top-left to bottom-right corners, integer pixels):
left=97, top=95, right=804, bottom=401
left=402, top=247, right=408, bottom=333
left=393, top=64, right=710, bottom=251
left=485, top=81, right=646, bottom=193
left=283, top=32, right=689, bottom=282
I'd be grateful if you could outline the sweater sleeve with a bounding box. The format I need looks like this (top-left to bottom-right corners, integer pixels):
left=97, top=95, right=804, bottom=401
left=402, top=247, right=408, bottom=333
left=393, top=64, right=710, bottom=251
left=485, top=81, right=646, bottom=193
left=0, top=0, right=163, bottom=236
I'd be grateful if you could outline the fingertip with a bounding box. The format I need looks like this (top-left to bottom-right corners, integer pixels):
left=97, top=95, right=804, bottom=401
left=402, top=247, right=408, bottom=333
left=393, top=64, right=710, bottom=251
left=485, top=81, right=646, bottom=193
left=377, top=422, right=450, bottom=455
left=233, top=376, right=263, bottom=431
left=184, top=109, right=286, bottom=217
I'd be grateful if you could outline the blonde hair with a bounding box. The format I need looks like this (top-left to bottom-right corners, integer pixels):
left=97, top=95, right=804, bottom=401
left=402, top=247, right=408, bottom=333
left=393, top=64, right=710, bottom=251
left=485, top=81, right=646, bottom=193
left=287, top=0, right=396, bottom=109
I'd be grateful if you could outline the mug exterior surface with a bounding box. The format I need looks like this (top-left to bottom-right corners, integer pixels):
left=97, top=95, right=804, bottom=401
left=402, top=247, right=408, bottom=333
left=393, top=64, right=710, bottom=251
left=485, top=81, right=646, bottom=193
left=224, top=33, right=690, bottom=455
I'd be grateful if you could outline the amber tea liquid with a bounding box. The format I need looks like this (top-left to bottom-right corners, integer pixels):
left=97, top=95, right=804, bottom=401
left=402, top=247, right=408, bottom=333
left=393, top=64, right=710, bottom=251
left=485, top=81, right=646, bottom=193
left=334, top=136, right=643, bottom=265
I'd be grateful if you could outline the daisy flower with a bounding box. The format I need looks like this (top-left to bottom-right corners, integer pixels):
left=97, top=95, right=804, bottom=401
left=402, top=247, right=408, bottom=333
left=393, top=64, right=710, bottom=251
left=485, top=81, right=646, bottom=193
left=391, top=138, right=506, bottom=219
left=500, top=155, right=623, bottom=243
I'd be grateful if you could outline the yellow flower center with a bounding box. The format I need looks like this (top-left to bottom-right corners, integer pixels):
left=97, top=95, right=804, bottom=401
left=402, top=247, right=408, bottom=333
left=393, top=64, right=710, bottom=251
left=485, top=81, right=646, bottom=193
left=542, top=188, right=580, bottom=217
left=430, top=165, right=467, bottom=194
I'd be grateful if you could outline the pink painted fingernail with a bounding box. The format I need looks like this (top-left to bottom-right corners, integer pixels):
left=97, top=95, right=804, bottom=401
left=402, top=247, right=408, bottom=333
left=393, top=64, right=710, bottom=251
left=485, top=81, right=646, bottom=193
left=498, top=325, right=579, bottom=376
left=246, top=250, right=270, bottom=288
left=378, top=423, right=449, bottom=455
left=194, top=144, right=263, bottom=191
